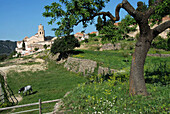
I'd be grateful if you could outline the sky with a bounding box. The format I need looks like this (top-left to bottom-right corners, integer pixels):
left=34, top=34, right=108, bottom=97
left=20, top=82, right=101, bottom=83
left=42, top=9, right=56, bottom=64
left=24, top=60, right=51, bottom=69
left=0, top=0, right=148, bottom=41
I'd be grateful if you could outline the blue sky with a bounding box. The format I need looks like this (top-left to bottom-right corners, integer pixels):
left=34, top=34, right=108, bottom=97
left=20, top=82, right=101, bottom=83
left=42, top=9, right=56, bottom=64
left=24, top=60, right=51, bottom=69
left=0, top=0, right=148, bottom=41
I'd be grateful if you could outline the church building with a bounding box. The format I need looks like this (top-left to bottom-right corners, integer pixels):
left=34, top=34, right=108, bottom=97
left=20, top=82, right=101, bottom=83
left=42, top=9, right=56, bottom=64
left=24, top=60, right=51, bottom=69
left=16, top=24, right=56, bottom=56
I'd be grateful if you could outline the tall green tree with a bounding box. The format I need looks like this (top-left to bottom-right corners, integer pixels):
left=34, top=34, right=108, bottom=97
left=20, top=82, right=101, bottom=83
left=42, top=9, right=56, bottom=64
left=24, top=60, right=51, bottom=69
left=43, top=0, right=170, bottom=96
left=96, top=16, right=103, bottom=32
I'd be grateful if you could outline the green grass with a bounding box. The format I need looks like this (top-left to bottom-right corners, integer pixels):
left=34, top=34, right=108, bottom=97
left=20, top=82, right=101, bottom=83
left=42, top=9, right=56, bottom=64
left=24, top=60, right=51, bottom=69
left=5, top=61, right=87, bottom=113
left=72, top=50, right=133, bottom=70
left=72, top=49, right=170, bottom=70
left=62, top=77, right=169, bottom=113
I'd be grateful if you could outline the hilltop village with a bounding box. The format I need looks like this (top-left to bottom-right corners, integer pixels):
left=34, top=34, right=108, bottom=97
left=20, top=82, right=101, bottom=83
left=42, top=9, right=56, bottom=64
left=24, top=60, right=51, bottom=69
left=15, top=24, right=98, bottom=56
left=16, top=15, right=169, bottom=56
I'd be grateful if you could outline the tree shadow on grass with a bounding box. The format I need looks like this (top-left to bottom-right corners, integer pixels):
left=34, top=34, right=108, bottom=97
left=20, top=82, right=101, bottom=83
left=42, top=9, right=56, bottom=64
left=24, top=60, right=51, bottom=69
left=68, top=50, right=84, bottom=55
left=145, top=61, right=170, bottom=85
left=57, top=50, right=84, bottom=61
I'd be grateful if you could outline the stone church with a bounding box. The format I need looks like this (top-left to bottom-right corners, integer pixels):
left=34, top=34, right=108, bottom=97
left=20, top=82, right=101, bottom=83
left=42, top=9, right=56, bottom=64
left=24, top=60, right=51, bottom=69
left=16, top=24, right=56, bottom=56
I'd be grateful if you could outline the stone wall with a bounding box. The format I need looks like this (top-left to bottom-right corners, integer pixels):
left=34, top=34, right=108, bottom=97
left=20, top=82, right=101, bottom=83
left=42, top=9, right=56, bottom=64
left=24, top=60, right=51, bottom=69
left=64, top=57, right=118, bottom=76
left=99, top=43, right=121, bottom=51
left=98, top=66, right=117, bottom=75
left=64, top=57, right=97, bottom=75
left=147, top=54, right=170, bottom=57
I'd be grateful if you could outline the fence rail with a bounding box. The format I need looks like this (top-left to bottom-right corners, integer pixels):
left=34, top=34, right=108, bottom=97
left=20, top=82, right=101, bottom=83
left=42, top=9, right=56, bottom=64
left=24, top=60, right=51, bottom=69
left=0, top=99, right=61, bottom=114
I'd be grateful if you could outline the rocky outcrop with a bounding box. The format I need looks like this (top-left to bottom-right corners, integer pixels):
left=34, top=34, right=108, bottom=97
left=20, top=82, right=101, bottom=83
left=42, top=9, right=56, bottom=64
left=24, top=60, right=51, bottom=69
left=64, top=57, right=97, bottom=75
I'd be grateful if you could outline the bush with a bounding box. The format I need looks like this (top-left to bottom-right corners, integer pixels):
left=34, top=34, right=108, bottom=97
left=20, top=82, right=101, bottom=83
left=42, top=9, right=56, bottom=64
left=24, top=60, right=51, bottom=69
left=84, top=39, right=89, bottom=43
left=34, top=48, right=39, bottom=51
left=17, top=53, right=21, bottom=58
left=152, top=36, right=167, bottom=50
left=51, top=35, right=80, bottom=59
left=94, top=38, right=98, bottom=41
left=44, top=44, right=48, bottom=49
left=89, top=33, right=96, bottom=37
left=167, top=38, right=170, bottom=51
left=0, top=54, right=7, bottom=62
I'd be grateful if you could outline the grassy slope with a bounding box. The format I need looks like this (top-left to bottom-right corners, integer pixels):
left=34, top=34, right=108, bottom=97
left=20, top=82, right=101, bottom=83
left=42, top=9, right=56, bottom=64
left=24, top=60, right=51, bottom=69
left=5, top=61, right=87, bottom=113
left=62, top=80, right=169, bottom=113
left=72, top=49, right=170, bottom=71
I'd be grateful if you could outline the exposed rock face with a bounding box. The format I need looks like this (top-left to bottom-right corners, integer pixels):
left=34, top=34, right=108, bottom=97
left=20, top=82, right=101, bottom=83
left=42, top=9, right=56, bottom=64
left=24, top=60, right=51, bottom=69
left=64, top=57, right=97, bottom=75
left=100, top=43, right=121, bottom=51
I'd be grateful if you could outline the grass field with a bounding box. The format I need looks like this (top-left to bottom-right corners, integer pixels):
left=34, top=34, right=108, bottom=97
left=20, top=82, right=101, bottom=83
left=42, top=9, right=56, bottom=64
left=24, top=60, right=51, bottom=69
left=62, top=78, right=169, bottom=113
left=5, top=61, right=87, bottom=113
left=2, top=48, right=170, bottom=113
left=72, top=49, right=170, bottom=71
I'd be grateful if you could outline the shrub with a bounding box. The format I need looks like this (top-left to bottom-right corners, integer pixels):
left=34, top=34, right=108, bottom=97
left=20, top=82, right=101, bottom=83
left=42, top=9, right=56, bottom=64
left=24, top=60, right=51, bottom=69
left=152, top=36, right=167, bottom=50
left=0, top=54, right=7, bottom=62
left=44, top=44, right=47, bottom=49
left=51, top=35, right=80, bottom=59
left=94, top=38, right=98, bottom=41
left=84, top=39, right=89, bottom=43
left=89, top=33, right=96, bottom=37
left=167, top=32, right=170, bottom=50
left=34, top=47, right=39, bottom=51
left=17, top=53, right=21, bottom=58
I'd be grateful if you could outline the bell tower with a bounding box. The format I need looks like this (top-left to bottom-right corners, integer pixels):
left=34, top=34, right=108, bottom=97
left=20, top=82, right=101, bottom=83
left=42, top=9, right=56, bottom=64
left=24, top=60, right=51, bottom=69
left=38, top=24, right=45, bottom=41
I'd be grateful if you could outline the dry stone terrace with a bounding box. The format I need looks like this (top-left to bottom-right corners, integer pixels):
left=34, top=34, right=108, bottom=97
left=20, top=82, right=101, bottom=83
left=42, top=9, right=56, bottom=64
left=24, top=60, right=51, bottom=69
left=64, top=57, right=119, bottom=76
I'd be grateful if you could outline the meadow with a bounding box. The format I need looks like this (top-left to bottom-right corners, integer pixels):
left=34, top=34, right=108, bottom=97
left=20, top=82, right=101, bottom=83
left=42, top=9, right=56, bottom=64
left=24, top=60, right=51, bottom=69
left=5, top=61, right=87, bottom=113
left=1, top=47, right=170, bottom=113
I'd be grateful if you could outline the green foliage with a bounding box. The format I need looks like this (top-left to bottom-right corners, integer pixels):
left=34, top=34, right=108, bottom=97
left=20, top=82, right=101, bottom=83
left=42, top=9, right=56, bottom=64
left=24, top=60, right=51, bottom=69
left=51, top=35, right=80, bottom=55
left=96, top=16, right=103, bottom=32
left=100, top=15, right=137, bottom=44
left=62, top=74, right=169, bottom=113
left=6, top=61, right=87, bottom=113
left=167, top=33, right=170, bottom=51
left=149, top=0, right=170, bottom=25
left=152, top=36, right=168, bottom=50
left=43, top=0, right=110, bottom=36
left=145, top=61, right=170, bottom=85
left=43, top=44, right=47, bottom=50
left=0, top=54, right=7, bottom=62
left=89, top=33, right=96, bottom=37
left=34, top=47, right=39, bottom=51
left=17, top=53, right=21, bottom=58
left=136, top=1, right=148, bottom=12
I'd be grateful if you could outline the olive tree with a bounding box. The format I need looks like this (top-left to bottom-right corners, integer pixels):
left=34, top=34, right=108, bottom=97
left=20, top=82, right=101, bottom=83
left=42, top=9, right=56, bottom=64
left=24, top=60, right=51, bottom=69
left=43, top=0, right=170, bottom=96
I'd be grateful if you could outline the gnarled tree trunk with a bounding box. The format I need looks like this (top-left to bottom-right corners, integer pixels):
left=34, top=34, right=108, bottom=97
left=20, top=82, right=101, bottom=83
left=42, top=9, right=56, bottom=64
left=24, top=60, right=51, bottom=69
left=129, top=36, right=152, bottom=95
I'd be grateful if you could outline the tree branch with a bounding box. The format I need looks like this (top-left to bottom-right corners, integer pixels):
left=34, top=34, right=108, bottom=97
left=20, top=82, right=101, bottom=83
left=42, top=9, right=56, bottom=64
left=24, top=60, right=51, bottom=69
left=152, top=20, right=170, bottom=38
left=145, top=0, right=164, bottom=19
left=75, top=3, right=123, bottom=25
left=122, top=0, right=137, bottom=18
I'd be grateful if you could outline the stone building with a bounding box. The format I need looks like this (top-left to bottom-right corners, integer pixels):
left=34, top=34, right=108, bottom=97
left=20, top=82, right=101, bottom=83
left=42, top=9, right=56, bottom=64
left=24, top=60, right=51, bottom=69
left=16, top=24, right=55, bottom=56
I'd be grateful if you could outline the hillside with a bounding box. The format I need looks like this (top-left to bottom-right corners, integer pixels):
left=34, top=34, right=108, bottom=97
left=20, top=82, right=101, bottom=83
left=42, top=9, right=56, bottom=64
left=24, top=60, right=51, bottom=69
left=0, top=40, right=17, bottom=55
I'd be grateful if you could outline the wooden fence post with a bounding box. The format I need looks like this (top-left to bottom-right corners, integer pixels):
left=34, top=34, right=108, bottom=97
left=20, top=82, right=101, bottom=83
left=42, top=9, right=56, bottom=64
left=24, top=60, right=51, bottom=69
left=39, top=99, right=42, bottom=114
